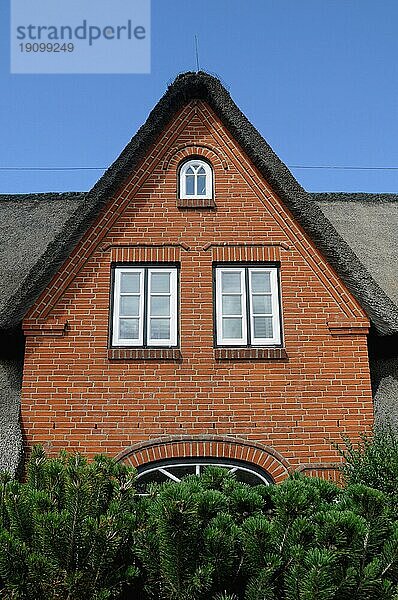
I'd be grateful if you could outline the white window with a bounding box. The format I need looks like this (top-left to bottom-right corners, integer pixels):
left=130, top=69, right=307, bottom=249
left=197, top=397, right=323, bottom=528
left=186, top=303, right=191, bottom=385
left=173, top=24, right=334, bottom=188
left=215, top=266, right=281, bottom=346
left=112, top=267, right=178, bottom=347
left=179, top=159, right=213, bottom=199
left=136, top=459, right=272, bottom=493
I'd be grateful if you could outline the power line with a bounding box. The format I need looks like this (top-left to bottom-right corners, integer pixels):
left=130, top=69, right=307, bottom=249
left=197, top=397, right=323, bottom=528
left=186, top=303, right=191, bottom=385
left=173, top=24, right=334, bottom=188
left=1, top=164, right=398, bottom=172
left=290, top=165, right=398, bottom=171
left=0, top=167, right=106, bottom=171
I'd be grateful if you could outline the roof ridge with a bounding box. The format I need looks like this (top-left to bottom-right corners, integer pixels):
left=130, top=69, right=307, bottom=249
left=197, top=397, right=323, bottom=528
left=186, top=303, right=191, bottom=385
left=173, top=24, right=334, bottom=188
left=0, top=192, right=85, bottom=202
left=311, top=192, right=398, bottom=202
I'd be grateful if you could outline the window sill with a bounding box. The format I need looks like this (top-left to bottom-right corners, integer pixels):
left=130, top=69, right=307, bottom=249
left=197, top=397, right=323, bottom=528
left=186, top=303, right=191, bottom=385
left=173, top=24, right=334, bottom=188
left=214, top=347, right=287, bottom=361
left=108, top=348, right=182, bottom=361
left=177, top=198, right=216, bottom=208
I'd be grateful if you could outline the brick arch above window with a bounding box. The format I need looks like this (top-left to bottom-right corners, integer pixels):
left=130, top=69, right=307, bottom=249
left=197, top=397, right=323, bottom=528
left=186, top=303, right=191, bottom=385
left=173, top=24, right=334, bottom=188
left=115, top=435, right=292, bottom=483
left=162, top=143, right=229, bottom=173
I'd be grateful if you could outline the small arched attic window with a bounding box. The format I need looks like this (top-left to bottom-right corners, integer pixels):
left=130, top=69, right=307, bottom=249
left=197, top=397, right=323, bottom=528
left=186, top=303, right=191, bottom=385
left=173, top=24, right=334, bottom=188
left=179, top=159, right=213, bottom=200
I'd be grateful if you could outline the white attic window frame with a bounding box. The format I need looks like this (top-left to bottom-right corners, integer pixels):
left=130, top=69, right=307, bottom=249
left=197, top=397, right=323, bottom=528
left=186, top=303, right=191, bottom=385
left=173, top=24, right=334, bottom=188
left=179, top=159, right=213, bottom=199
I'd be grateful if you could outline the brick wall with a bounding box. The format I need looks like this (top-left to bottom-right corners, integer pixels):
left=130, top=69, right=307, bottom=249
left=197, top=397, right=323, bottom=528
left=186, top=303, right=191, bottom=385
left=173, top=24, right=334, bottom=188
left=21, top=101, right=373, bottom=479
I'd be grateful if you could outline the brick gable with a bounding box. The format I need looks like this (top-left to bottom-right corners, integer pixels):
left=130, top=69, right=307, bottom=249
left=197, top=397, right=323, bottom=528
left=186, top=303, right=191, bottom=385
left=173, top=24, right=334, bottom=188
left=21, top=100, right=373, bottom=479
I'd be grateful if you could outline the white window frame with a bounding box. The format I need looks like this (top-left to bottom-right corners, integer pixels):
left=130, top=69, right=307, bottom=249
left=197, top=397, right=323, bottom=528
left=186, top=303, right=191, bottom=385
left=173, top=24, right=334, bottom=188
left=215, top=268, right=247, bottom=346
left=136, top=460, right=272, bottom=491
left=248, top=268, right=281, bottom=346
left=112, top=267, right=178, bottom=348
left=112, top=268, right=144, bottom=347
left=179, top=159, right=213, bottom=199
left=215, top=266, right=282, bottom=347
left=147, top=268, right=178, bottom=347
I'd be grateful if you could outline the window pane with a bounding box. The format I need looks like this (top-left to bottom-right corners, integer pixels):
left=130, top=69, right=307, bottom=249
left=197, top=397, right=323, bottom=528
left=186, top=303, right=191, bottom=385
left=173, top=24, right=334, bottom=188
left=120, top=272, right=140, bottom=293
left=197, top=166, right=206, bottom=174
left=168, top=465, right=196, bottom=479
left=186, top=175, right=195, bottom=195
left=197, top=174, right=206, bottom=195
left=222, top=317, right=242, bottom=339
left=235, top=469, right=264, bottom=486
left=186, top=166, right=194, bottom=174
left=136, top=470, right=168, bottom=493
left=222, top=295, right=242, bottom=315
left=253, top=316, right=273, bottom=338
left=251, top=271, right=271, bottom=293
left=150, top=318, right=170, bottom=340
left=119, top=318, right=139, bottom=339
left=120, top=296, right=140, bottom=316
left=252, top=295, right=272, bottom=314
left=221, top=272, right=241, bottom=293
left=151, top=272, right=170, bottom=293
left=150, top=295, right=170, bottom=316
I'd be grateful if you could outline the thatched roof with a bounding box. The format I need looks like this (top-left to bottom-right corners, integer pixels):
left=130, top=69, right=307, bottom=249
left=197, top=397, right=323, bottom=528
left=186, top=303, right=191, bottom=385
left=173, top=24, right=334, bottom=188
left=0, top=359, right=23, bottom=475
left=1, top=72, right=398, bottom=335
left=313, top=193, right=398, bottom=309
left=0, top=193, right=85, bottom=328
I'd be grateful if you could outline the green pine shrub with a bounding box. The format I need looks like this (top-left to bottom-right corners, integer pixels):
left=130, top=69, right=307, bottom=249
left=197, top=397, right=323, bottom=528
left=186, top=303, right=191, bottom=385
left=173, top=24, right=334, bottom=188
left=134, top=469, right=247, bottom=599
left=240, top=477, right=398, bottom=600
left=338, top=428, right=398, bottom=505
left=0, top=446, right=141, bottom=600
left=2, top=446, right=398, bottom=599
left=135, top=471, right=398, bottom=600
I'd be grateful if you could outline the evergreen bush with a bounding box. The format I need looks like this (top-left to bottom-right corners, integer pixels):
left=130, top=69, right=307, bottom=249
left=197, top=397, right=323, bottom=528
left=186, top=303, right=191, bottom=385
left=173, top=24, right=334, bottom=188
left=338, top=427, right=398, bottom=505
left=1, top=447, right=398, bottom=599
left=0, top=446, right=140, bottom=599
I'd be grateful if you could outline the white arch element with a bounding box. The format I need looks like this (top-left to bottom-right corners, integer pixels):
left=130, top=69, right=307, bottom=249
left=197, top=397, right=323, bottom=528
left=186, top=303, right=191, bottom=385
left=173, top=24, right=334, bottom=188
left=179, top=159, right=213, bottom=199
left=136, top=458, right=272, bottom=493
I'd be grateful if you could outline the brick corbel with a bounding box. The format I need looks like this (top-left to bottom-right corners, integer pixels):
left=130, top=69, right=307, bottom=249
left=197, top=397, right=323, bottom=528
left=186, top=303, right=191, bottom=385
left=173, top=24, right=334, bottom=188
left=327, top=319, right=370, bottom=336
left=23, top=319, right=68, bottom=337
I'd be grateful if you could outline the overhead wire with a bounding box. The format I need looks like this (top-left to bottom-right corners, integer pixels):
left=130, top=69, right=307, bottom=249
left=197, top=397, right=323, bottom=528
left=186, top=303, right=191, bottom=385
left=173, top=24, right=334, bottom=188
left=1, top=165, right=398, bottom=172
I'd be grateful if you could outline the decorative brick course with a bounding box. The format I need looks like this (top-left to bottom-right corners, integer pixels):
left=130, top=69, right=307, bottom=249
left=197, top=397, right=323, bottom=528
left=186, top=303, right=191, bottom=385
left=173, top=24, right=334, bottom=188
left=108, top=348, right=182, bottom=361
left=207, top=242, right=284, bottom=263
left=177, top=197, right=216, bottom=209
left=108, top=244, right=188, bottom=264
left=214, top=348, right=288, bottom=361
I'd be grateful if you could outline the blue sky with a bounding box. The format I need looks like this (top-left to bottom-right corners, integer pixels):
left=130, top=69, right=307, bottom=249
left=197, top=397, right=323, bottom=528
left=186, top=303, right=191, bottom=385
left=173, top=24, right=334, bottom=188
left=1, top=0, right=398, bottom=193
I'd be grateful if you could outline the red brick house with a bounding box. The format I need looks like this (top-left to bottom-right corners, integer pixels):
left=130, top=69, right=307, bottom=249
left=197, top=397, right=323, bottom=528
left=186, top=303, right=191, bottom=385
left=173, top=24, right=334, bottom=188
left=1, top=72, right=398, bottom=486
